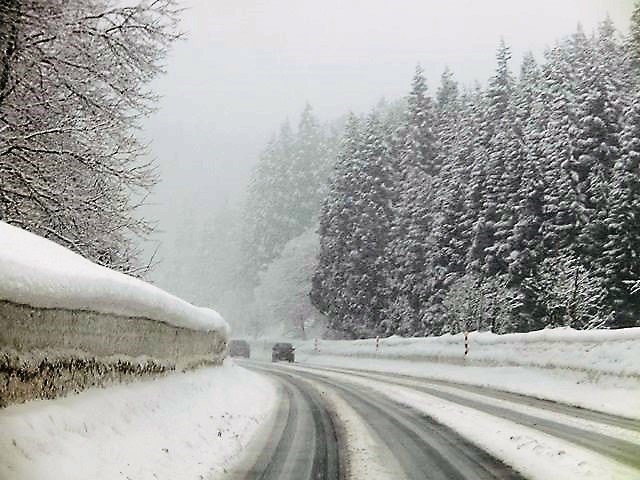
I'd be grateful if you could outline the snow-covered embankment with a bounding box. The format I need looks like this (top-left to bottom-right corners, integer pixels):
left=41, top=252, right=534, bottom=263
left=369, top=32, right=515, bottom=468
left=300, top=328, right=640, bottom=377
left=0, top=221, right=230, bottom=406
left=0, top=361, right=276, bottom=480
left=296, top=327, right=640, bottom=417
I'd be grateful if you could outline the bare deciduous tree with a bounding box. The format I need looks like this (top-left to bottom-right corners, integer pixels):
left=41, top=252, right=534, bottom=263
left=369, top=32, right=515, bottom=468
left=0, top=0, right=181, bottom=275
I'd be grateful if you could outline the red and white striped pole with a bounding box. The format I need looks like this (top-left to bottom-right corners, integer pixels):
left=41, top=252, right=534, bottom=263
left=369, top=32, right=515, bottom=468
left=464, top=331, right=469, bottom=357
left=375, top=335, right=380, bottom=353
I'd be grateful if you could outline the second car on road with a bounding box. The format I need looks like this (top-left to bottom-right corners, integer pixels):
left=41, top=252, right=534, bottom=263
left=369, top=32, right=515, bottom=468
left=271, top=342, right=295, bottom=362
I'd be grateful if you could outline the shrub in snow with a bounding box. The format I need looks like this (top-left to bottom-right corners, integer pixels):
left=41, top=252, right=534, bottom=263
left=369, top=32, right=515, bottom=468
left=0, top=347, right=172, bottom=408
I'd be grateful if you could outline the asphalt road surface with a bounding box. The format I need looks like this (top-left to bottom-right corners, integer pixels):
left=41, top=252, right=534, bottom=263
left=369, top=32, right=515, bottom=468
left=301, top=364, right=640, bottom=469
left=224, top=364, right=343, bottom=480
left=225, top=360, right=640, bottom=479
left=228, top=361, right=534, bottom=480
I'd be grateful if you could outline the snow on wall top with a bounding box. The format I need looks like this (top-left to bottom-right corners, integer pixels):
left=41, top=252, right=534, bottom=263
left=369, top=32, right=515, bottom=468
left=0, top=222, right=229, bottom=335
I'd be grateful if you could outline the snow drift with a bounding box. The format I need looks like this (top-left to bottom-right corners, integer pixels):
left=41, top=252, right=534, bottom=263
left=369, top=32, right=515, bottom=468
left=298, top=328, right=640, bottom=378
left=0, top=221, right=228, bottom=334
left=0, top=362, right=276, bottom=480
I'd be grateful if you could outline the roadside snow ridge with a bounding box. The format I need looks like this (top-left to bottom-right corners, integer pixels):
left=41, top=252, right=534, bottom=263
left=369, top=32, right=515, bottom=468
left=0, top=221, right=228, bottom=334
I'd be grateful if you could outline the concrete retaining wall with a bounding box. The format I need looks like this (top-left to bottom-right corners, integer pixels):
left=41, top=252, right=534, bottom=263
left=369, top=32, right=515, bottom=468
left=0, top=300, right=227, bottom=406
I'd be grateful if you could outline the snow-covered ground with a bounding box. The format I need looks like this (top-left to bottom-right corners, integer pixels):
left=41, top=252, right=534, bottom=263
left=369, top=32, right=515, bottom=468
left=0, top=360, right=275, bottom=480
left=0, top=221, right=227, bottom=333
left=284, top=327, right=640, bottom=419
left=298, top=328, right=640, bottom=376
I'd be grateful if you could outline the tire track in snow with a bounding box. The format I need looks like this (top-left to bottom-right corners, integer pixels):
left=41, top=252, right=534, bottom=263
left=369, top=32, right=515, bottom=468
left=228, top=365, right=343, bottom=480
left=290, top=363, right=640, bottom=472
left=295, top=368, right=524, bottom=480
left=303, top=364, right=640, bottom=432
left=239, top=361, right=523, bottom=480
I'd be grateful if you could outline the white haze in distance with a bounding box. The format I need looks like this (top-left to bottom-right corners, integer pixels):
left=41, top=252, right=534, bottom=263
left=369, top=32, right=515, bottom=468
left=143, top=0, right=634, bottom=296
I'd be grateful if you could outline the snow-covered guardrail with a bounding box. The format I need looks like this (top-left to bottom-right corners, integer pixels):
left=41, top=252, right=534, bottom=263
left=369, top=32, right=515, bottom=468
left=0, top=222, right=229, bottom=407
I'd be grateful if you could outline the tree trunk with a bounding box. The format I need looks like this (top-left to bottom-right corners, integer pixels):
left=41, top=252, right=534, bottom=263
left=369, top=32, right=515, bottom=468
left=0, top=0, right=20, bottom=108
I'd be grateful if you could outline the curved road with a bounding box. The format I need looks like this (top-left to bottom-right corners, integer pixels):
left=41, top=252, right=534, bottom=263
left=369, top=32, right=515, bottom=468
left=298, top=364, right=640, bottom=469
left=231, top=361, right=525, bottom=480
left=225, top=366, right=343, bottom=480
left=307, top=364, right=640, bottom=431
left=227, top=359, right=640, bottom=479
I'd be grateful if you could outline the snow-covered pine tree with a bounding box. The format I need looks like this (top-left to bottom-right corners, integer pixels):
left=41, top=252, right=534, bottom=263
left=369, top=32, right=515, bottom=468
left=567, top=22, right=621, bottom=233
left=436, top=67, right=459, bottom=113
left=487, top=104, right=524, bottom=278
left=482, top=39, right=514, bottom=144
left=514, top=52, right=539, bottom=123
left=385, top=167, right=438, bottom=335
left=565, top=20, right=625, bottom=325
left=398, top=65, right=439, bottom=176
left=289, top=104, right=335, bottom=230
left=241, top=107, right=337, bottom=291
left=240, top=127, right=294, bottom=281
left=384, top=67, right=440, bottom=335
left=311, top=115, right=365, bottom=335
left=432, top=89, right=475, bottom=282
left=427, top=69, right=465, bottom=292
left=535, top=39, right=581, bottom=254
left=462, top=87, right=491, bottom=275
left=600, top=91, right=640, bottom=327
left=433, top=67, right=462, bottom=210
left=344, top=114, right=395, bottom=336
left=500, top=52, right=549, bottom=331
left=467, top=40, right=515, bottom=277
left=628, top=2, right=640, bottom=80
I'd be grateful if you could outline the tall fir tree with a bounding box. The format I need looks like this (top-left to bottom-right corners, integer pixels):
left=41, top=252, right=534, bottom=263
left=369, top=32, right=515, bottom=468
left=384, top=67, right=440, bottom=334
left=313, top=114, right=394, bottom=337
left=601, top=92, right=640, bottom=326
left=629, top=2, right=640, bottom=76
left=241, top=106, right=337, bottom=291
left=311, top=116, right=363, bottom=334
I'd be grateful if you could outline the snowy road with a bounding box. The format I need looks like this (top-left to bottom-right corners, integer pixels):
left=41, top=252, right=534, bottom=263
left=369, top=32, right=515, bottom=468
left=224, top=364, right=342, bottom=480
left=231, top=361, right=523, bottom=479
left=302, top=364, right=640, bottom=468
left=230, top=360, right=640, bottom=480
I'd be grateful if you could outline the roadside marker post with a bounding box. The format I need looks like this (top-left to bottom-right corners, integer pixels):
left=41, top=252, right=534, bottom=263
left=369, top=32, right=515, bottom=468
left=314, top=338, right=319, bottom=353
left=375, top=336, right=380, bottom=353
left=464, top=331, right=469, bottom=357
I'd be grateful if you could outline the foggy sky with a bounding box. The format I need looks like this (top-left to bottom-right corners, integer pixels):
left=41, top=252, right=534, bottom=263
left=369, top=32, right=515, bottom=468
left=143, top=0, right=635, bottom=278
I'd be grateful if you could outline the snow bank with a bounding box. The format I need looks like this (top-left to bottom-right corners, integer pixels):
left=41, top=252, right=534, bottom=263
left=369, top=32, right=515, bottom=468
left=0, top=221, right=228, bottom=334
left=289, top=327, right=640, bottom=418
left=297, top=327, right=640, bottom=378
left=0, top=361, right=276, bottom=480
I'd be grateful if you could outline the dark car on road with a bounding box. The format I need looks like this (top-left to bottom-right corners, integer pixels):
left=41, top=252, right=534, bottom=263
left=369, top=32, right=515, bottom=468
left=272, top=342, right=295, bottom=362
left=228, top=339, right=251, bottom=358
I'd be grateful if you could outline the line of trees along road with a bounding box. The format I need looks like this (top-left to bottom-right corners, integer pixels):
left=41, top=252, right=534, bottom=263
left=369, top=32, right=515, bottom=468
left=234, top=101, right=403, bottom=337
left=311, top=10, right=640, bottom=338
left=230, top=9, right=640, bottom=339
